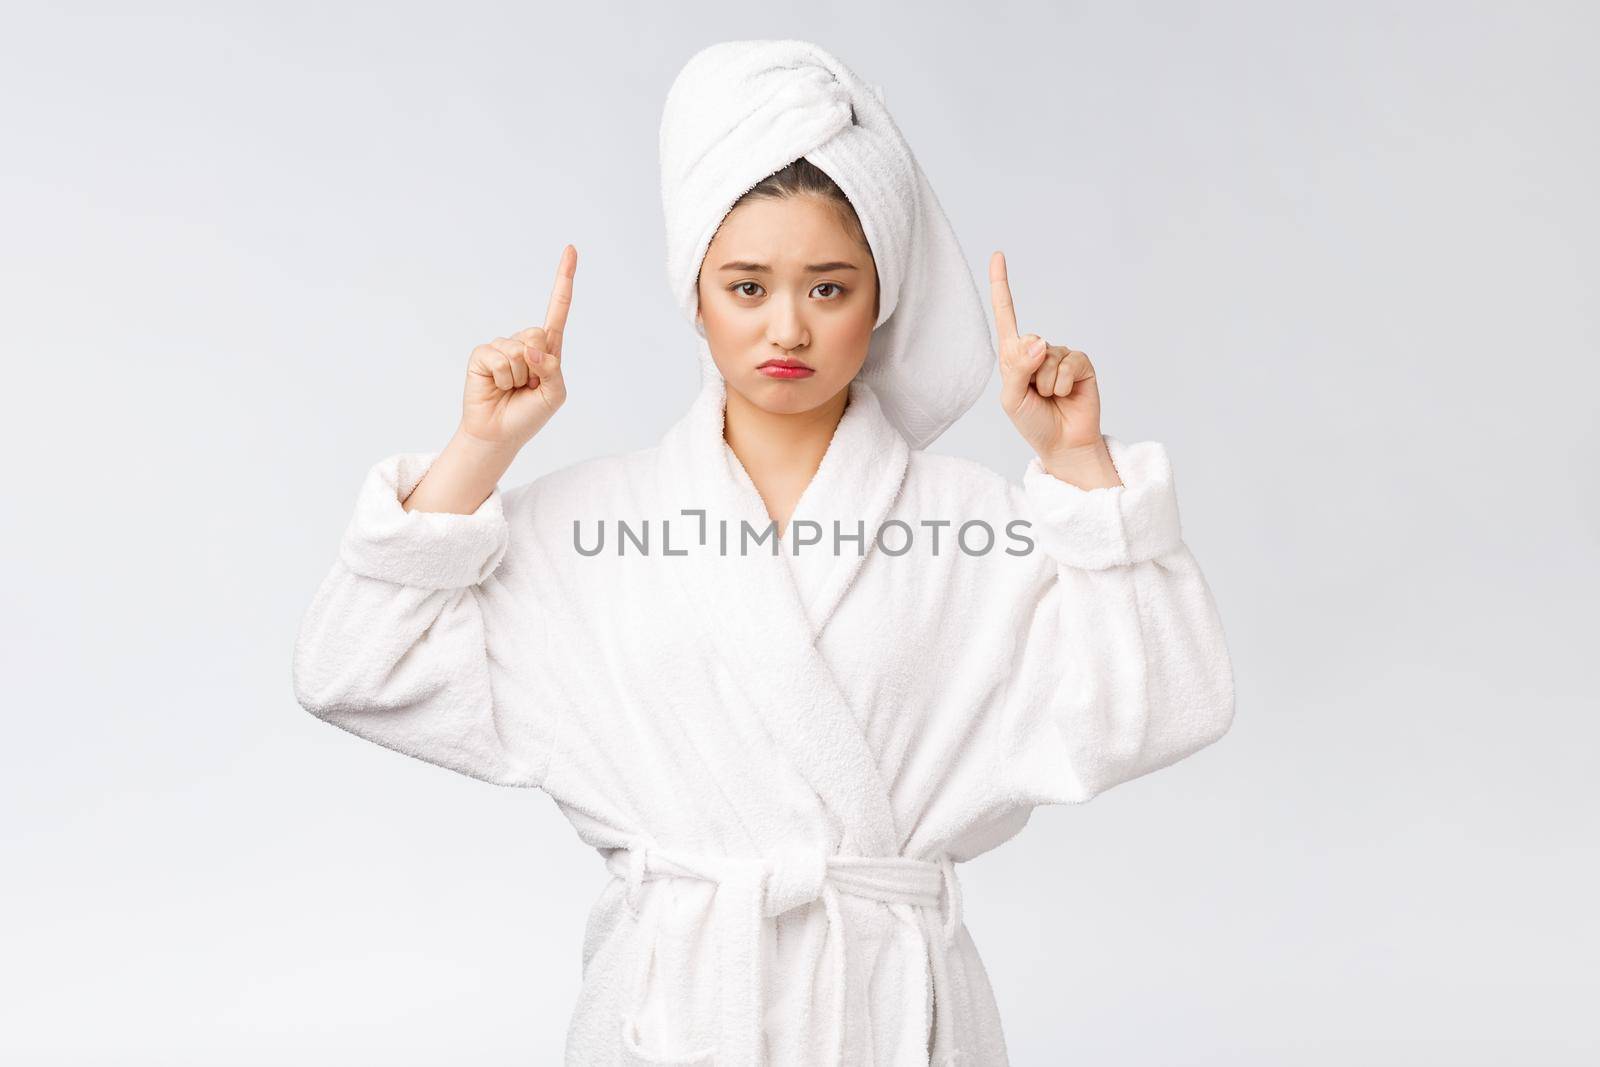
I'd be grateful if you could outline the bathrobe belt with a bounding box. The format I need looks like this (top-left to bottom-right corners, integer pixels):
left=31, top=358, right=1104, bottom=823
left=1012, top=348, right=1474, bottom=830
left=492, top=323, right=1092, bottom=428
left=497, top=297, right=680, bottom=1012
left=604, top=841, right=969, bottom=1066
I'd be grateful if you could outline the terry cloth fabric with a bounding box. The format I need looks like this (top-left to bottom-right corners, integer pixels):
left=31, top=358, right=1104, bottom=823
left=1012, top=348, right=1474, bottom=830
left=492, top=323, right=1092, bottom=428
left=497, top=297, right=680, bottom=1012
left=659, top=38, right=995, bottom=450
left=293, top=372, right=1239, bottom=1064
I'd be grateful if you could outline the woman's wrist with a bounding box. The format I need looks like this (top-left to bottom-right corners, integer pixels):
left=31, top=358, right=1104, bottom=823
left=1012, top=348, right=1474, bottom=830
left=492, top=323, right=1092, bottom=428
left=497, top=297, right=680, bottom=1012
left=401, top=427, right=522, bottom=514
left=1039, top=438, right=1122, bottom=490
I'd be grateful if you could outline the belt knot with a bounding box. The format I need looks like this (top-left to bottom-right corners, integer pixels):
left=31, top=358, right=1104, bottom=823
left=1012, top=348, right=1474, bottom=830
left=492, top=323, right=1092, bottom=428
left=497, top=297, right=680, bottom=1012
left=762, top=842, right=828, bottom=917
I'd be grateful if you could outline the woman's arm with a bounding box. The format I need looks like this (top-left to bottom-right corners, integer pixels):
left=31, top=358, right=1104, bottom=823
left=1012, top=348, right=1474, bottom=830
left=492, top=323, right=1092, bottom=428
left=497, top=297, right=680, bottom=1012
left=998, top=433, right=1235, bottom=804
left=294, top=246, right=577, bottom=787
left=291, top=450, right=559, bottom=789
left=981, top=253, right=1233, bottom=802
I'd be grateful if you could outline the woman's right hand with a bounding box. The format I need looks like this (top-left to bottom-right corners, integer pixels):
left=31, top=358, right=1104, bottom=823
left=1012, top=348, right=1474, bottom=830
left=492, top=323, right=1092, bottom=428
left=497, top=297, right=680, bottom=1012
left=459, top=245, right=577, bottom=451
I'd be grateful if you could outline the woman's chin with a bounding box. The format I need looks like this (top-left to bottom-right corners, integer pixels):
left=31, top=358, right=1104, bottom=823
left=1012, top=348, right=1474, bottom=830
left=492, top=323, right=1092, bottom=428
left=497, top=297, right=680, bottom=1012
left=755, top=395, right=820, bottom=417
left=731, top=376, right=838, bottom=416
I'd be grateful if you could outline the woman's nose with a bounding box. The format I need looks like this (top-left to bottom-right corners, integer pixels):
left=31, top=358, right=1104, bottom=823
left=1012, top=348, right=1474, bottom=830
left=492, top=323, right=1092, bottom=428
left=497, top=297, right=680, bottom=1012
left=766, top=293, right=809, bottom=349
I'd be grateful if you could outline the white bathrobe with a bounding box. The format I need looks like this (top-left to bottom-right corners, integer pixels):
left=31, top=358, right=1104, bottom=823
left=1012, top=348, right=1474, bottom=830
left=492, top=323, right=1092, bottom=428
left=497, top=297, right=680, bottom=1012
left=292, top=372, right=1236, bottom=1066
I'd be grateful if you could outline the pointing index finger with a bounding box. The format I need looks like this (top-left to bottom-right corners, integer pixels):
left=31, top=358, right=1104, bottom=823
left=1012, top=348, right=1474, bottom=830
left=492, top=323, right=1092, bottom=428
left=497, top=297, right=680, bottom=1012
left=988, top=250, right=1019, bottom=344
left=543, top=244, right=577, bottom=357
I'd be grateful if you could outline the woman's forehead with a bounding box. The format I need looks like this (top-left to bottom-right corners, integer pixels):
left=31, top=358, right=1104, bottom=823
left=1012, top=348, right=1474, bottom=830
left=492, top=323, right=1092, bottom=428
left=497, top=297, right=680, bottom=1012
left=707, top=198, right=872, bottom=267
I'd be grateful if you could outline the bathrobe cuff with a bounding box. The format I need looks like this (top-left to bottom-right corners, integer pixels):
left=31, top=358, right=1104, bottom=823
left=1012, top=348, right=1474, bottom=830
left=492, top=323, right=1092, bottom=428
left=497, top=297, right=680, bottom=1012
left=1021, top=434, right=1184, bottom=569
left=338, top=451, right=511, bottom=590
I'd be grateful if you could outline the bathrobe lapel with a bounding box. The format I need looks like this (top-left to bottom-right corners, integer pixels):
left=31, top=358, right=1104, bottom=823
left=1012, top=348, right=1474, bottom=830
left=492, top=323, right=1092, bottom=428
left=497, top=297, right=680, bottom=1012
left=656, top=368, right=911, bottom=857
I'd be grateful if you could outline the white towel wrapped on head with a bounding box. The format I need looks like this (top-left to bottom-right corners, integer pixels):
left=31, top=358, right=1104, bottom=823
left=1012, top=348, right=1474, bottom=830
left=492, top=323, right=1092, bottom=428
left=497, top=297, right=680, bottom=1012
left=659, top=38, right=995, bottom=450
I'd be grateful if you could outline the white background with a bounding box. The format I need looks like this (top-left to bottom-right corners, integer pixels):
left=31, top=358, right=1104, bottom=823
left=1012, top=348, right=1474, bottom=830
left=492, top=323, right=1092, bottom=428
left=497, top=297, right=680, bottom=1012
left=3, top=2, right=1595, bottom=1063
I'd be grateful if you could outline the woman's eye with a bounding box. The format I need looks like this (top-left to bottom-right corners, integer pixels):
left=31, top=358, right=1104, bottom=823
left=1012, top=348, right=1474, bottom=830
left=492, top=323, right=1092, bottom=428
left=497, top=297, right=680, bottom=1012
left=731, top=281, right=845, bottom=299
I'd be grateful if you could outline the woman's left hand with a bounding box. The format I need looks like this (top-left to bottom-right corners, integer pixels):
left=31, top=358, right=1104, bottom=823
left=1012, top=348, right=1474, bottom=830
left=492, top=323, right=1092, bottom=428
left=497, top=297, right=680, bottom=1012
left=989, top=250, right=1121, bottom=488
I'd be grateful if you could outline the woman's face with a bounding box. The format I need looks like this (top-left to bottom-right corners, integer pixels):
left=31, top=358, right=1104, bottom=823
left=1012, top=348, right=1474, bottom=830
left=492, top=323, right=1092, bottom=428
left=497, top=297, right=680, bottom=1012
left=696, top=194, right=879, bottom=417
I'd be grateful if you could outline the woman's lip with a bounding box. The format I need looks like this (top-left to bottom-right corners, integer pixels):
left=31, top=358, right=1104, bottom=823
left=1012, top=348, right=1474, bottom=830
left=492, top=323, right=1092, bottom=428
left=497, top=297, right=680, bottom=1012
left=758, top=363, right=815, bottom=379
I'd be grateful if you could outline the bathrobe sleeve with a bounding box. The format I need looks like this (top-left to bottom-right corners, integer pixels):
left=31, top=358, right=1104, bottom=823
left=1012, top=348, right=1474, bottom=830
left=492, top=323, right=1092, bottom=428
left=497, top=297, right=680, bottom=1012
left=1000, top=434, right=1236, bottom=804
left=291, top=451, right=558, bottom=789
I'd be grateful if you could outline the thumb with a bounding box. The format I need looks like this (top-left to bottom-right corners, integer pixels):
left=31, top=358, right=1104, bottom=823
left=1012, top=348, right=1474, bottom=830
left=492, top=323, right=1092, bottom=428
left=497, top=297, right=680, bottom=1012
left=1000, top=335, right=1049, bottom=410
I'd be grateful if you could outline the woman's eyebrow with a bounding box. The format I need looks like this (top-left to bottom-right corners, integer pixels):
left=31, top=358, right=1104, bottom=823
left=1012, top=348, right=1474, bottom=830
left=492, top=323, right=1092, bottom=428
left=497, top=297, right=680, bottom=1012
left=716, top=260, right=860, bottom=273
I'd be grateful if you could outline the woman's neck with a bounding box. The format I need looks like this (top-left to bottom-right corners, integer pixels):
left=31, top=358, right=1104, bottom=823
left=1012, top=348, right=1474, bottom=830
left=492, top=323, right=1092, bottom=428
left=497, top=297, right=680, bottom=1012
left=723, top=382, right=850, bottom=538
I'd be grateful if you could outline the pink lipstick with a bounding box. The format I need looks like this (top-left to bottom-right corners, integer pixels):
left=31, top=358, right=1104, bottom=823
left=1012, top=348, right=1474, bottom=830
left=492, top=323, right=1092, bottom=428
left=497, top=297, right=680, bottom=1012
left=758, top=359, right=815, bottom=380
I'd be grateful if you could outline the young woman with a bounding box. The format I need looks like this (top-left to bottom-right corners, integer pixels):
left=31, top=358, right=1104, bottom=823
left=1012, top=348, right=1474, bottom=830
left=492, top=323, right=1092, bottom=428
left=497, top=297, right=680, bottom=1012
left=294, top=41, right=1235, bottom=1067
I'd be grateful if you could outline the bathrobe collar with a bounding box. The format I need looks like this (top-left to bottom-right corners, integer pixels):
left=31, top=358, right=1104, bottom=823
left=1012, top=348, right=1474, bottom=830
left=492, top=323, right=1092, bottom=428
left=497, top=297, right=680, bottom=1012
left=656, top=348, right=911, bottom=857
